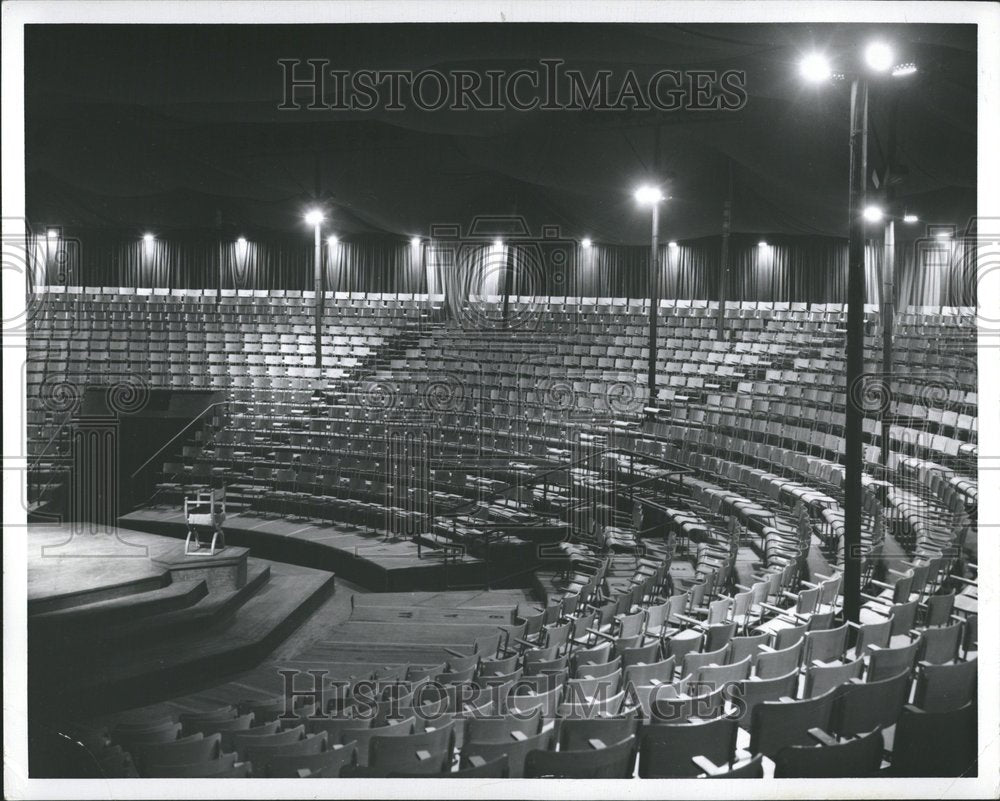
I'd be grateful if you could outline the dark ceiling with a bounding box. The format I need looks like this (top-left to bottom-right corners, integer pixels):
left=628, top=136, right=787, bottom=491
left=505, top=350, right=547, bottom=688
left=25, top=22, right=976, bottom=244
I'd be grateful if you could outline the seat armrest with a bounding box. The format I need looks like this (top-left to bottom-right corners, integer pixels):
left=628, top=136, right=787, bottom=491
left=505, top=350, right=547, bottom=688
left=807, top=728, right=838, bottom=747
left=588, top=738, right=607, bottom=750
left=691, top=754, right=724, bottom=776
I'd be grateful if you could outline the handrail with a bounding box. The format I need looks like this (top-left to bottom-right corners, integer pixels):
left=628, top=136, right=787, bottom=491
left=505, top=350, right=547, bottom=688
left=28, top=411, right=75, bottom=471
left=129, top=400, right=235, bottom=480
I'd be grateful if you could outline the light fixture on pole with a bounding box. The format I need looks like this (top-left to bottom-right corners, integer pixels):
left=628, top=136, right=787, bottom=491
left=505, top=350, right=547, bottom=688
left=797, top=40, right=917, bottom=625
left=305, top=208, right=325, bottom=368
left=581, top=237, right=592, bottom=249
left=635, top=184, right=665, bottom=409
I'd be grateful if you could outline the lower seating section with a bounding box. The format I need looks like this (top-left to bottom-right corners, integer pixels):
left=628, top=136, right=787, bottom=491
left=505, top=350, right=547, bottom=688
left=26, top=289, right=979, bottom=779
left=66, top=561, right=978, bottom=778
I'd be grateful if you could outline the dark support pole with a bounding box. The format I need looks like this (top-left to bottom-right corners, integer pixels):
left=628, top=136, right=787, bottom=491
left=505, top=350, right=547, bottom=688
left=313, top=223, right=322, bottom=369
left=502, top=244, right=514, bottom=327
left=646, top=202, right=660, bottom=407
left=881, top=217, right=894, bottom=467
left=879, top=98, right=898, bottom=469
left=217, top=210, right=223, bottom=305
left=844, top=76, right=868, bottom=625
left=717, top=161, right=734, bottom=340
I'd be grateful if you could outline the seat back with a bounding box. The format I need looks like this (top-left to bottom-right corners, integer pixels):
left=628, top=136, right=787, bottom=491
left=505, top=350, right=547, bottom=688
left=694, top=655, right=751, bottom=690
left=460, top=726, right=555, bottom=778
left=340, top=717, right=414, bottom=766
left=573, top=655, right=622, bottom=680
left=750, top=687, right=838, bottom=757
left=854, top=617, right=891, bottom=658
left=868, top=639, right=920, bottom=682
left=913, top=658, right=977, bottom=713
left=367, top=721, right=456, bottom=777
left=890, top=702, right=977, bottom=777
left=802, top=623, right=849, bottom=664
left=465, top=708, right=542, bottom=744
left=261, top=741, right=358, bottom=778
left=524, top=734, right=637, bottom=778
left=804, top=657, right=864, bottom=698
left=833, top=669, right=912, bottom=737
left=145, top=752, right=238, bottom=778
left=756, top=640, right=803, bottom=678
left=681, top=643, right=729, bottom=677
left=917, top=621, right=963, bottom=665
left=638, top=717, right=738, bottom=778
left=773, top=727, right=883, bottom=778
left=135, top=733, right=221, bottom=775
left=624, top=656, right=675, bottom=688
left=244, top=731, right=327, bottom=764
left=727, top=633, right=769, bottom=666
left=557, top=713, right=639, bottom=752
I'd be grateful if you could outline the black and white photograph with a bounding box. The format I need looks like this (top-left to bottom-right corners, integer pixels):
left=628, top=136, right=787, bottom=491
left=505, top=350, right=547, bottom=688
left=3, top=1, right=998, bottom=798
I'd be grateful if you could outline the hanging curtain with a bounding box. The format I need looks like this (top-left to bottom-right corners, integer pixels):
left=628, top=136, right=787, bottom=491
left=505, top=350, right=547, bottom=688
left=37, top=226, right=972, bottom=308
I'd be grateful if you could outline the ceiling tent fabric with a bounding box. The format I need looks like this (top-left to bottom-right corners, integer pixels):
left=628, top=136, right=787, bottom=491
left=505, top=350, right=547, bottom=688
left=25, top=23, right=975, bottom=243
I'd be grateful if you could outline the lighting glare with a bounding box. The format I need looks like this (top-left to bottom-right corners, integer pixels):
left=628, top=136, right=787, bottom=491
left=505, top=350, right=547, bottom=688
left=493, top=238, right=503, bottom=248
left=236, top=236, right=247, bottom=247
left=892, top=62, right=918, bottom=77
left=327, top=235, right=338, bottom=246
left=865, top=41, right=894, bottom=72
left=935, top=231, right=952, bottom=239
left=634, top=185, right=664, bottom=205
left=903, top=213, right=919, bottom=224
left=142, top=233, right=154, bottom=244
left=47, top=229, right=58, bottom=239
left=758, top=240, right=768, bottom=248
left=581, top=238, right=592, bottom=249
left=410, top=237, right=421, bottom=247
left=304, top=209, right=324, bottom=226
left=863, top=206, right=884, bottom=222
left=668, top=241, right=678, bottom=249
left=800, top=52, right=832, bottom=83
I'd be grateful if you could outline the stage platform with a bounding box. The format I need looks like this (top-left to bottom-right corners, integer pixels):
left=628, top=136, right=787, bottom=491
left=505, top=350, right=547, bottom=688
left=67, top=587, right=538, bottom=740
left=119, top=505, right=512, bottom=592
left=27, top=525, right=336, bottom=717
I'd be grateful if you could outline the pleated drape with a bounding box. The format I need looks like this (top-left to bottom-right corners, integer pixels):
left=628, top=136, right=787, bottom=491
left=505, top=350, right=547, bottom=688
left=36, top=228, right=974, bottom=309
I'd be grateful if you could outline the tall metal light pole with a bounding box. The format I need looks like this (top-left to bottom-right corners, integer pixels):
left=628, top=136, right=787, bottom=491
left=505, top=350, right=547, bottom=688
left=843, top=74, right=868, bottom=625
left=799, top=41, right=917, bottom=624
left=305, top=209, right=324, bottom=369
left=636, top=185, right=665, bottom=408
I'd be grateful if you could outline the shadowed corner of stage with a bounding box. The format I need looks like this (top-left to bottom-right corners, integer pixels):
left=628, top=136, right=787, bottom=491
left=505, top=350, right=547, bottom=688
left=38, top=386, right=224, bottom=559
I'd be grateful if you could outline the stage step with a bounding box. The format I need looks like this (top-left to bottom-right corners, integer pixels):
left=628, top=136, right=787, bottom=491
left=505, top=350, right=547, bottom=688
left=30, top=577, right=208, bottom=627
left=28, top=571, right=170, bottom=616
left=302, top=640, right=465, bottom=666
left=347, top=603, right=515, bottom=626
left=79, top=564, right=272, bottom=647
left=326, top=619, right=508, bottom=644
left=32, top=564, right=336, bottom=716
